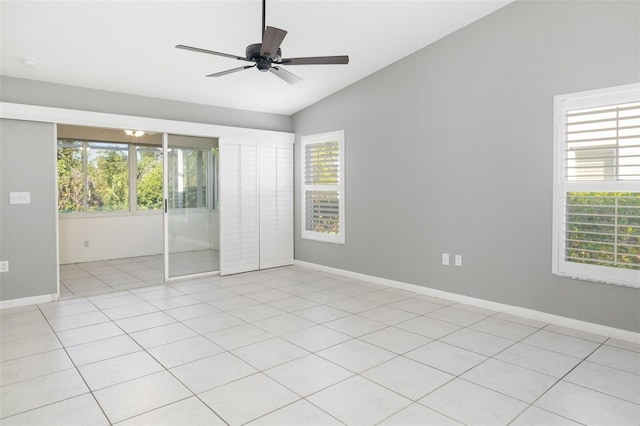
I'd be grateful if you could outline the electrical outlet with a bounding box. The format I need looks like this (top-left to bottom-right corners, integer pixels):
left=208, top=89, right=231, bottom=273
left=0, top=261, right=8, bottom=273
left=442, top=253, right=450, bottom=266
left=9, top=192, right=30, bottom=204
left=455, top=255, right=463, bottom=267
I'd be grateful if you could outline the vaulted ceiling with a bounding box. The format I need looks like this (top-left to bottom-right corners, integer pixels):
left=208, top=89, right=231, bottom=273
left=1, top=1, right=512, bottom=115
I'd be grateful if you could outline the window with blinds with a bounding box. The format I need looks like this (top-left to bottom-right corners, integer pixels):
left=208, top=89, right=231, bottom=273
left=301, top=131, right=345, bottom=244
left=566, top=102, right=640, bottom=181
left=553, top=84, right=640, bottom=288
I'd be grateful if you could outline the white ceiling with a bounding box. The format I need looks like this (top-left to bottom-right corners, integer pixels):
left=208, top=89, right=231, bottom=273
left=1, top=1, right=512, bottom=115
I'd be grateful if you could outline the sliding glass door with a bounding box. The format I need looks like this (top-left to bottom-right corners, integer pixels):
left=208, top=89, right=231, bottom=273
left=164, top=134, right=219, bottom=279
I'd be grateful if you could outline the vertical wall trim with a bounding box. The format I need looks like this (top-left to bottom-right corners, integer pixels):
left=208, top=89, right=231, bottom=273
left=53, top=124, right=60, bottom=299
left=162, top=132, right=169, bottom=282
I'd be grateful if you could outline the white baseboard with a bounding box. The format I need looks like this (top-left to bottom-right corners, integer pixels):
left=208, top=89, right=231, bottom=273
left=0, top=293, right=58, bottom=310
left=294, top=260, right=640, bottom=344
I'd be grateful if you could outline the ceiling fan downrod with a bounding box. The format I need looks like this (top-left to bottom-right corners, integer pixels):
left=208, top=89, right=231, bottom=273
left=262, top=0, right=266, bottom=40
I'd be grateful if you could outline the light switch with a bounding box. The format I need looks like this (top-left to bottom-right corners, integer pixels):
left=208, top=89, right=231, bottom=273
left=9, top=192, right=30, bottom=204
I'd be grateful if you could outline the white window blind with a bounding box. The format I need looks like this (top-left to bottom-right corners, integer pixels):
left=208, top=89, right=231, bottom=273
left=553, top=84, right=640, bottom=288
left=301, top=131, right=345, bottom=244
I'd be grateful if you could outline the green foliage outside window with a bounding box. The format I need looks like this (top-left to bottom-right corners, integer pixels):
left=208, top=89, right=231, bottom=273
left=57, top=140, right=163, bottom=213
left=57, top=140, right=218, bottom=214
left=137, top=147, right=163, bottom=210
left=566, top=192, right=639, bottom=270
left=86, top=144, right=129, bottom=212
left=57, top=142, right=84, bottom=213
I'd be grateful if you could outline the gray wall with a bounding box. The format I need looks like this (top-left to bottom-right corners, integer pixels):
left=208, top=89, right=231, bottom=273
left=0, top=119, right=58, bottom=301
left=292, top=1, right=640, bottom=332
left=1, top=76, right=291, bottom=133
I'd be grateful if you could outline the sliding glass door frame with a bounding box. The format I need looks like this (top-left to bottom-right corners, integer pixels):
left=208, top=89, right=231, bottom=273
left=163, top=133, right=221, bottom=282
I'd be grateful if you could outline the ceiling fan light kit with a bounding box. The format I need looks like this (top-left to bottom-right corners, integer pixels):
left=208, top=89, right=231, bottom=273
left=124, top=130, right=145, bottom=137
left=175, top=0, right=349, bottom=85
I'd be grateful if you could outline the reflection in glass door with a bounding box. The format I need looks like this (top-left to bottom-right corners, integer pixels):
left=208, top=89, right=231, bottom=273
left=164, top=134, right=220, bottom=279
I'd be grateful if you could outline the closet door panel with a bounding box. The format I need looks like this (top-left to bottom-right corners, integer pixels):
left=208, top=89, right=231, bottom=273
left=260, top=142, right=293, bottom=269
left=219, top=139, right=259, bottom=275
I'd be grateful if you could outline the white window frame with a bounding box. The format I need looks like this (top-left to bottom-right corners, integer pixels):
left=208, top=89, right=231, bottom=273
left=56, top=139, right=132, bottom=215
left=57, top=139, right=168, bottom=216
left=301, top=130, right=345, bottom=244
left=552, top=83, right=640, bottom=288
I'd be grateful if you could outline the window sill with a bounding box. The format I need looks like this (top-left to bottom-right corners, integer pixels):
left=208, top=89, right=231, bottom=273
left=59, top=210, right=163, bottom=219
left=301, top=233, right=345, bottom=244
left=553, top=270, right=640, bottom=289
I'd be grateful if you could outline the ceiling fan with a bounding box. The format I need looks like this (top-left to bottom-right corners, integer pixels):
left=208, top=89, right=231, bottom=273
left=175, top=0, right=349, bottom=85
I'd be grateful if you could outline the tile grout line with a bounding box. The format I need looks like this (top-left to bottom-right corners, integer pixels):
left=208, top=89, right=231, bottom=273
left=35, top=303, right=114, bottom=425
left=4, top=260, right=637, bottom=425
left=510, top=340, right=616, bottom=426
left=84, top=292, right=229, bottom=425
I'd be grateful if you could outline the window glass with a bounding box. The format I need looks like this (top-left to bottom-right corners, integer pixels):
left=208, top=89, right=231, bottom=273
left=86, top=142, right=129, bottom=212
left=57, top=136, right=219, bottom=214
left=136, top=146, right=163, bottom=210
left=57, top=141, right=84, bottom=213
left=305, top=190, right=340, bottom=234
left=167, top=148, right=208, bottom=209
left=57, top=140, right=130, bottom=213
left=566, top=192, right=639, bottom=270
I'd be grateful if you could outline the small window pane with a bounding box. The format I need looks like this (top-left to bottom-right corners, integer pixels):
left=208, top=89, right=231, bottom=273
left=57, top=141, right=84, bottom=213
left=305, top=190, right=340, bottom=234
left=86, top=142, right=129, bottom=212
left=137, top=146, right=163, bottom=210
left=565, top=101, right=640, bottom=181
left=565, top=192, right=639, bottom=270
left=304, top=141, right=340, bottom=185
left=168, top=148, right=208, bottom=209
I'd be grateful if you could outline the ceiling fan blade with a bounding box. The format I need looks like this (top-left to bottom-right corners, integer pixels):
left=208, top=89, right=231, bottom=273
left=280, top=56, right=349, bottom=65
left=260, top=26, right=287, bottom=59
left=176, top=44, right=252, bottom=62
left=207, top=65, right=255, bottom=77
left=270, top=66, right=303, bottom=85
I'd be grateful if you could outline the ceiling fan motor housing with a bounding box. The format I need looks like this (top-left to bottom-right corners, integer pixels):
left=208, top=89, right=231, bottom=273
left=247, top=43, right=281, bottom=71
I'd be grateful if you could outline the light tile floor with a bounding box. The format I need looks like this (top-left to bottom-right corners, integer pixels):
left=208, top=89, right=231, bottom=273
left=59, top=251, right=220, bottom=298
left=1, top=263, right=639, bottom=425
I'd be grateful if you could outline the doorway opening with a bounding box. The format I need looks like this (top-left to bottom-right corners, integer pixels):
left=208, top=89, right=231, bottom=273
left=165, top=134, right=220, bottom=279
left=56, top=125, right=220, bottom=297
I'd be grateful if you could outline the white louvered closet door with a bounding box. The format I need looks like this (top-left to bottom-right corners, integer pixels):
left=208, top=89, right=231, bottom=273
left=260, top=142, right=294, bottom=269
left=219, top=139, right=259, bottom=275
